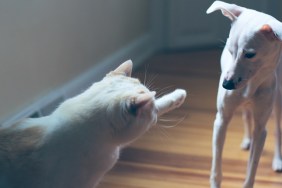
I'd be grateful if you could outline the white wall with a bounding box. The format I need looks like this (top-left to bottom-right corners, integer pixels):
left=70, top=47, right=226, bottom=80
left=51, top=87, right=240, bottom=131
left=165, top=0, right=282, bottom=49
left=0, top=0, right=155, bottom=123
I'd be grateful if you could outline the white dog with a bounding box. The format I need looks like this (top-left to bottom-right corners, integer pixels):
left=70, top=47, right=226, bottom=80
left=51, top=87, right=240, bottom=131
left=206, top=1, right=282, bottom=188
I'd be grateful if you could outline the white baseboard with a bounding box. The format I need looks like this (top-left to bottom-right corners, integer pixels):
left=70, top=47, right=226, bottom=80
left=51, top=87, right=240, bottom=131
left=2, top=33, right=158, bottom=127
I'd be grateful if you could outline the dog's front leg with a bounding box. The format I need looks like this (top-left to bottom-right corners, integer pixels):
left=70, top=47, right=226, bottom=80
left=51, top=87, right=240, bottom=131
left=210, top=113, right=229, bottom=188
left=243, top=94, right=273, bottom=188
left=210, top=91, right=237, bottom=188
left=273, top=88, right=282, bottom=172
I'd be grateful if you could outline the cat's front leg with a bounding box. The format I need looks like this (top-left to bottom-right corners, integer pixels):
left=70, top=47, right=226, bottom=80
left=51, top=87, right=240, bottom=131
left=156, top=89, right=186, bottom=116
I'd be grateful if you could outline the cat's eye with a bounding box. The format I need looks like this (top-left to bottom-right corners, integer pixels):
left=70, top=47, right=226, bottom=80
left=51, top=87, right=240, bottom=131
left=127, top=99, right=138, bottom=116
left=244, top=52, right=256, bottom=59
left=128, top=104, right=138, bottom=116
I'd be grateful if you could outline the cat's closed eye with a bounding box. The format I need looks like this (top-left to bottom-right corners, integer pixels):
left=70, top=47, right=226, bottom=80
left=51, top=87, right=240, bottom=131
left=128, top=98, right=138, bottom=116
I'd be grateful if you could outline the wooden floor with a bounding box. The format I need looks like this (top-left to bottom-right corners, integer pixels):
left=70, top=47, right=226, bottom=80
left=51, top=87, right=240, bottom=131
left=98, top=49, right=282, bottom=188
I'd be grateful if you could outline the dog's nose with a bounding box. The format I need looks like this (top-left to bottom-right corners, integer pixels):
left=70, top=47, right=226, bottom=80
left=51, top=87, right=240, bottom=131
left=222, top=79, right=235, bottom=90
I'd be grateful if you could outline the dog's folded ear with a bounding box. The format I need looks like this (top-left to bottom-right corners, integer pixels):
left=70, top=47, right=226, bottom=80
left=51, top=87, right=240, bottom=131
left=260, top=21, right=282, bottom=41
left=206, top=1, right=244, bottom=21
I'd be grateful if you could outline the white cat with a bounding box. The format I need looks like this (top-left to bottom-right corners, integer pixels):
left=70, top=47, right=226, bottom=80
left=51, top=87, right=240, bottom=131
left=0, top=60, right=186, bottom=188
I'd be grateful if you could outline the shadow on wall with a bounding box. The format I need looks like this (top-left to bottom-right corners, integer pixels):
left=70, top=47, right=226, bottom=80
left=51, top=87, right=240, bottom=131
left=0, top=0, right=158, bottom=125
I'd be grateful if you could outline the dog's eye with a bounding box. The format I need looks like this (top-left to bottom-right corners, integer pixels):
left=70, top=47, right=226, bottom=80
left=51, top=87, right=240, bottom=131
left=244, top=52, right=256, bottom=59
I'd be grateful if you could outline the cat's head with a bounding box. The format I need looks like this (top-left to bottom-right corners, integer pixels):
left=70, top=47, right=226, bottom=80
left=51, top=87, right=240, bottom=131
left=102, top=60, right=158, bottom=145
left=60, top=60, right=158, bottom=146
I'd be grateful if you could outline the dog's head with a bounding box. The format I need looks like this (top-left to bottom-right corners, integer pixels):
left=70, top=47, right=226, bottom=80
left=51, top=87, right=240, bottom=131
left=207, top=1, right=282, bottom=90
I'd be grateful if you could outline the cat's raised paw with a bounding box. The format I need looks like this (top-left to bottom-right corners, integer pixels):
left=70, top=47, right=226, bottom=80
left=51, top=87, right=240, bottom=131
left=172, top=89, right=187, bottom=107
left=156, top=89, right=187, bottom=116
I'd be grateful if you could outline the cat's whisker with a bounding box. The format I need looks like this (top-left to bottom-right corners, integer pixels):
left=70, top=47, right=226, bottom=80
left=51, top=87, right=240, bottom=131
left=156, top=85, right=175, bottom=98
left=147, top=82, right=157, bottom=91
left=145, top=74, right=159, bottom=91
left=156, top=123, right=171, bottom=139
left=155, top=127, right=168, bottom=143
left=144, top=74, right=158, bottom=90
left=147, top=83, right=156, bottom=92
left=159, top=118, right=181, bottom=122
left=158, top=115, right=187, bottom=129
left=142, top=64, right=159, bottom=92
left=150, top=85, right=158, bottom=93
left=143, top=64, right=150, bottom=86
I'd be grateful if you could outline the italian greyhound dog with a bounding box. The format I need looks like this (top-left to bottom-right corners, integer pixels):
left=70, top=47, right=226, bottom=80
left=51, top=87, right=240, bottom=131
left=206, top=1, right=282, bottom=188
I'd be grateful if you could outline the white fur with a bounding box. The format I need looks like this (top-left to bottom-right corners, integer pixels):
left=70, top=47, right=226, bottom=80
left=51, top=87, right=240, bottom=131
left=156, top=89, right=186, bottom=116
left=207, top=1, right=282, bottom=188
left=0, top=60, right=186, bottom=188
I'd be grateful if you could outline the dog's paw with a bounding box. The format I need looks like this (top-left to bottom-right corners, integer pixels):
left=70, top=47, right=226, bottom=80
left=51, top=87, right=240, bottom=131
left=210, top=174, right=221, bottom=188
left=240, top=138, right=251, bottom=150
left=210, top=181, right=221, bottom=188
left=243, top=185, right=253, bottom=188
left=272, top=156, right=282, bottom=172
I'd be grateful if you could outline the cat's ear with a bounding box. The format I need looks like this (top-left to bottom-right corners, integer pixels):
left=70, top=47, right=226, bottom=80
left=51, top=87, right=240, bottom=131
left=113, top=60, right=133, bottom=77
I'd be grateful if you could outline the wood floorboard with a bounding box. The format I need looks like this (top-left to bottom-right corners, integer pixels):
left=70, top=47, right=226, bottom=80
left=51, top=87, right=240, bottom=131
left=97, top=49, right=282, bottom=188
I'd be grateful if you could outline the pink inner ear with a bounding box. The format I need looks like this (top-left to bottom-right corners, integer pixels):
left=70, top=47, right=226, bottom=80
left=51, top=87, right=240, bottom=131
left=260, top=24, right=278, bottom=41
left=113, top=60, right=133, bottom=77
left=261, top=24, right=273, bottom=32
left=129, top=97, right=149, bottom=116
left=129, top=92, right=156, bottom=116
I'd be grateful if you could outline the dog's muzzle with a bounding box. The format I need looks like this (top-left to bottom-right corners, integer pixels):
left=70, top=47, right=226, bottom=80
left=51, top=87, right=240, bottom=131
left=222, top=79, right=235, bottom=90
